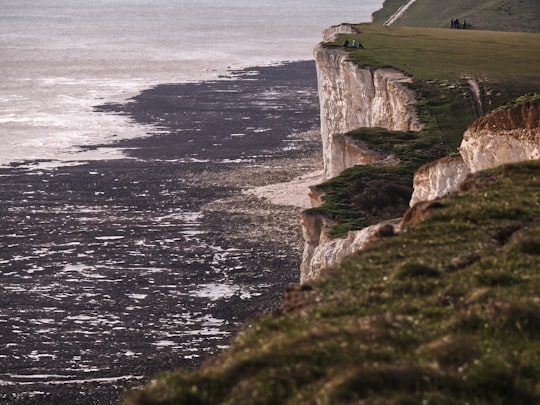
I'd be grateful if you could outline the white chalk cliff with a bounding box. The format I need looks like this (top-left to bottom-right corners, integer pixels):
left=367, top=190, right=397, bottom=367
left=300, top=216, right=398, bottom=283
left=411, top=99, right=540, bottom=206
left=301, top=24, right=423, bottom=283
left=460, top=100, right=540, bottom=172
left=409, top=156, right=470, bottom=207
left=300, top=24, right=540, bottom=284
left=314, top=26, right=423, bottom=180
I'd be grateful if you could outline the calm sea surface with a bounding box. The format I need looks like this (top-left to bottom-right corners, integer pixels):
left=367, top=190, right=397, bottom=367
left=0, top=0, right=383, bottom=167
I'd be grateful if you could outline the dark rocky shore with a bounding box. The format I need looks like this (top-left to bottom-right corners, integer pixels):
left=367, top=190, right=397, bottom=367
left=0, top=61, right=321, bottom=404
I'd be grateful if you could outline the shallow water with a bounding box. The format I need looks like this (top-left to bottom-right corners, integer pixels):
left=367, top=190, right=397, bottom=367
left=0, top=0, right=383, bottom=167
left=0, top=61, right=321, bottom=404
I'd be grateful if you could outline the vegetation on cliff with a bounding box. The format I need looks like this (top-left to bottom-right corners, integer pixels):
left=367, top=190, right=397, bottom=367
left=308, top=24, right=540, bottom=237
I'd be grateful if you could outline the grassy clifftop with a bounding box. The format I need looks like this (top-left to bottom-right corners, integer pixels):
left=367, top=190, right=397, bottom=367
left=372, top=0, right=540, bottom=32
left=340, top=24, right=540, bottom=87
left=125, top=160, right=540, bottom=404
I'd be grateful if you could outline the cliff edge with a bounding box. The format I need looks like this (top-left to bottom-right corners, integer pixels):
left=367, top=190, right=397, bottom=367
left=314, top=25, right=422, bottom=180
left=412, top=98, right=540, bottom=206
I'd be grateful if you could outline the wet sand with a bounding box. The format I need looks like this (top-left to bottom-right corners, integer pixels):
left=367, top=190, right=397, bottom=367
left=0, top=61, right=322, bottom=404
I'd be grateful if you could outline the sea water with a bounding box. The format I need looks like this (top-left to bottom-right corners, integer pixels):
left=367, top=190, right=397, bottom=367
left=0, top=0, right=383, bottom=167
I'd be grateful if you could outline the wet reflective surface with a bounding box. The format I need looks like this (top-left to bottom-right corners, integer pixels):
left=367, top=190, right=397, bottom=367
left=0, top=62, right=320, bottom=404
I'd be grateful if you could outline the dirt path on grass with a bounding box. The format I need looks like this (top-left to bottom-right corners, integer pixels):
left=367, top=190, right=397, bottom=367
left=384, top=0, right=418, bottom=26
left=467, top=79, right=484, bottom=118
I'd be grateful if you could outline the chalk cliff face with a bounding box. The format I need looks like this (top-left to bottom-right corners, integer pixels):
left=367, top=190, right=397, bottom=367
left=300, top=213, right=398, bottom=283
left=460, top=100, right=540, bottom=172
left=321, top=24, right=356, bottom=42
left=411, top=99, right=540, bottom=205
left=314, top=42, right=423, bottom=179
left=332, top=133, right=399, bottom=172
left=301, top=27, right=425, bottom=283
left=409, top=156, right=470, bottom=207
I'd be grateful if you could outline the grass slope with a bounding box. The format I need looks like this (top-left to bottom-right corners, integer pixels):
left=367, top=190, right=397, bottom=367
left=125, top=161, right=540, bottom=404
left=372, top=0, right=540, bottom=33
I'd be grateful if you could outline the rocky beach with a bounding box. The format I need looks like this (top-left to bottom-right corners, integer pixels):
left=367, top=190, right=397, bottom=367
left=0, top=61, right=322, bottom=404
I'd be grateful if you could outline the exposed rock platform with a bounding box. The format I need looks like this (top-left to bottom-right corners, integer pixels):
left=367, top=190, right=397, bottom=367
left=0, top=61, right=322, bottom=404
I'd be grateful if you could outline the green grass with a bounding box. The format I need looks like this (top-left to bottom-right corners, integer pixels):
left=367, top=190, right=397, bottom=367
left=333, top=24, right=540, bottom=87
left=515, top=93, right=540, bottom=102
left=124, top=161, right=540, bottom=405
left=372, top=0, right=540, bottom=33
left=306, top=161, right=415, bottom=237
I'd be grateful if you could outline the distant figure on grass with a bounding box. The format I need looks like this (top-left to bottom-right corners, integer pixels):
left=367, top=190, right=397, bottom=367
left=451, top=18, right=467, bottom=29
left=343, top=38, right=364, bottom=49
left=351, top=39, right=364, bottom=49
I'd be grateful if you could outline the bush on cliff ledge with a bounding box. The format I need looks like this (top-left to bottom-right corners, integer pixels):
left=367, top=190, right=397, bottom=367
left=124, top=160, right=540, bottom=404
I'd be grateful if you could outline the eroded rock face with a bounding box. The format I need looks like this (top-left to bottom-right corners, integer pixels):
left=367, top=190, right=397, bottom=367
left=321, top=24, right=357, bottom=42
left=334, top=133, right=397, bottom=170
left=314, top=43, right=423, bottom=179
left=300, top=213, right=336, bottom=283
left=460, top=100, right=540, bottom=173
left=411, top=100, right=540, bottom=206
left=409, top=156, right=470, bottom=207
left=300, top=213, right=399, bottom=283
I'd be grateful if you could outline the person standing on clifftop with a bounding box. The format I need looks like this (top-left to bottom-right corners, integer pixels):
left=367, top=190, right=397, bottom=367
left=343, top=39, right=350, bottom=48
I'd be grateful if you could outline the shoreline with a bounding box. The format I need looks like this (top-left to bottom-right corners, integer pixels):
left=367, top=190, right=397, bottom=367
left=244, top=169, right=323, bottom=209
left=0, top=59, right=313, bottom=171
left=0, top=59, right=310, bottom=170
left=0, top=61, right=322, bottom=405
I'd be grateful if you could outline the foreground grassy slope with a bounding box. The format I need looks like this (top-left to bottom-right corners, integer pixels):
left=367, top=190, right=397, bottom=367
left=125, top=160, right=540, bottom=404
left=307, top=24, right=540, bottom=237
left=372, top=0, right=540, bottom=33
left=123, top=24, right=540, bottom=405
